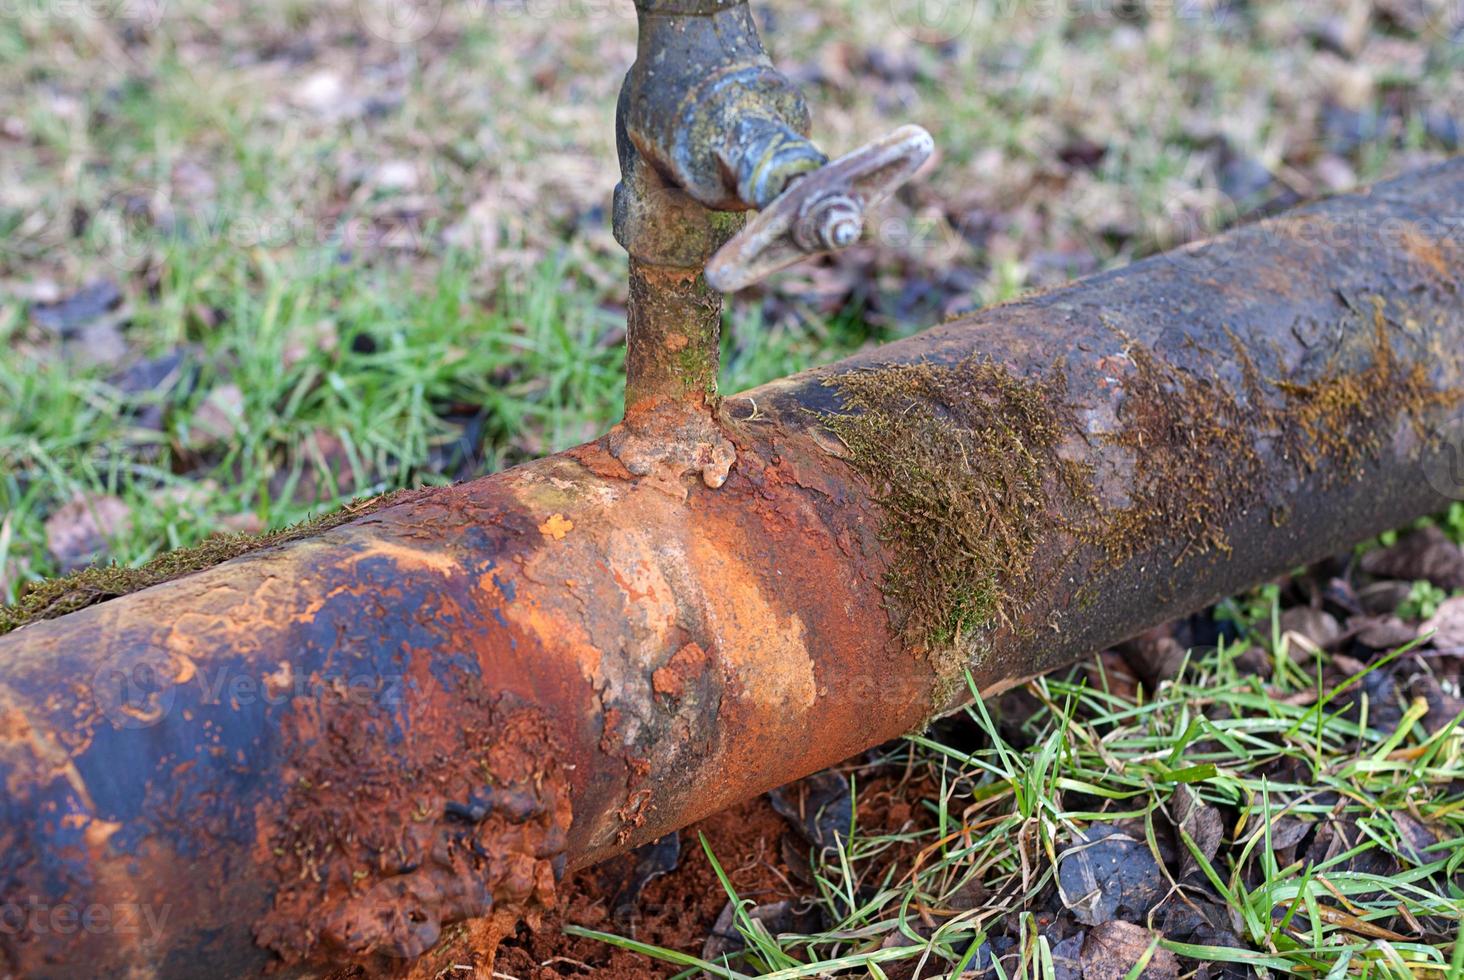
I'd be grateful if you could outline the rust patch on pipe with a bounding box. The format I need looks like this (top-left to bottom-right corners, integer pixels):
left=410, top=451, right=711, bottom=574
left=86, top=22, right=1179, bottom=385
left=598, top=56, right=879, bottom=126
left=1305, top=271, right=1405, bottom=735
left=651, top=642, right=708, bottom=700
left=254, top=692, right=571, bottom=969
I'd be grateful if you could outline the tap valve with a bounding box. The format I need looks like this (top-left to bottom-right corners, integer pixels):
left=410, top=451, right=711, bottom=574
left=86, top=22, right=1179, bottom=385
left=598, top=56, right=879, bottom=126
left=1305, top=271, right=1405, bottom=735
left=605, top=0, right=934, bottom=489
left=705, top=125, right=935, bottom=293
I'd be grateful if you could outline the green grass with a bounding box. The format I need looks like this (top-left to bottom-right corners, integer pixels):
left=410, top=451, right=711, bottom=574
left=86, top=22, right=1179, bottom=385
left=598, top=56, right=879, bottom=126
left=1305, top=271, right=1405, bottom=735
left=576, top=607, right=1464, bottom=977
left=0, top=237, right=904, bottom=597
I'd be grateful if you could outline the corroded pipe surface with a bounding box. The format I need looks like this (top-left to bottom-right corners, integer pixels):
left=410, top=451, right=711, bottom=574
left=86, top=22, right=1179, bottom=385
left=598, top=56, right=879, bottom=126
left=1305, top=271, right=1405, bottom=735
left=1, top=161, right=1462, bottom=978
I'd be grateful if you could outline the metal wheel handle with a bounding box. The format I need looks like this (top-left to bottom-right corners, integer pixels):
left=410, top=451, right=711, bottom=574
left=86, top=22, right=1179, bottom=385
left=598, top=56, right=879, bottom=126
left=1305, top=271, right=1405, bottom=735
left=704, top=124, right=935, bottom=293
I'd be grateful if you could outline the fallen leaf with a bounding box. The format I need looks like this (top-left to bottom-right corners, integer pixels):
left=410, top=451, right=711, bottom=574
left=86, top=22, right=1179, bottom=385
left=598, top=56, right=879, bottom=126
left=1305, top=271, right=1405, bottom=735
left=1361, top=527, right=1464, bottom=592
left=281, top=319, right=339, bottom=371
left=69, top=320, right=130, bottom=369
left=1269, top=816, right=1312, bottom=851
left=1391, top=811, right=1438, bottom=866
left=45, top=493, right=132, bottom=571
left=179, top=384, right=244, bottom=452
left=1279, top=606, right=1342, bottom=656
left=1117, top=624, right=1187, bottom=687
left=599, top=832, right=680, bottom=928
left=1350, top=614, right=1420, bottom=650
left=1051, top=932, right=1085, bottom=980
left=108, top=347, right=198, bottom=397
left=769, top=771, right=853, bottom=850
left=702, top=900, right=820, bottom=964
left=1409, top=674, right=1463, bottom=736
left=1172, top=786, right=1222, bottom=884
left=1357, top=579, right=1413, bottom=615
left=1086, top=650, right=1141, bottom=701
left=1422, top=597, right=1464, bottom=651
left=1153, top=893, right=1243, bottom=951
left=538, top=514, right=574, bottom=540
left=1081, top=921, right=1180, bottom=980
left=29, top=280, right=122, bottom=336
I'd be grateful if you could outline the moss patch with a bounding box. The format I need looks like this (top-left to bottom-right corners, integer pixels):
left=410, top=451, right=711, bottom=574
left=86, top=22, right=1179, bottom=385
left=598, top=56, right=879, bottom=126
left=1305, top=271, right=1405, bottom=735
left=820, top=356, right=1091, bottom=687
left=823, top=297, right=1461, bottom=689
left=1275, top=297, right=1458, bottom=477
left=0, top=488, right=428, bottom=636
left=1089, top=335, right=1267, bottom=566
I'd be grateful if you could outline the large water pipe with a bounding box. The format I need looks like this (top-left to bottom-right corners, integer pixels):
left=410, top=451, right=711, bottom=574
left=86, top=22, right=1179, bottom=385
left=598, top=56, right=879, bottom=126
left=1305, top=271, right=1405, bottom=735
left=0, top=160, right=1460, bottom=977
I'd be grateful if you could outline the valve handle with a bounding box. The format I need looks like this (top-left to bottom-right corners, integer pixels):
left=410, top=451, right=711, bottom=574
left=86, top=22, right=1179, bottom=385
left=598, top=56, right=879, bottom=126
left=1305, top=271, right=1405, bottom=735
left=704, top=125, right=935, bottom=293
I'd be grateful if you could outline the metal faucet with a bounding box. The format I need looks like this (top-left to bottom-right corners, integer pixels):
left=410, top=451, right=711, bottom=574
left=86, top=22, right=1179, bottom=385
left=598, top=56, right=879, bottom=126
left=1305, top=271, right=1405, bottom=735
left=607, top=0, right=934, bottom=488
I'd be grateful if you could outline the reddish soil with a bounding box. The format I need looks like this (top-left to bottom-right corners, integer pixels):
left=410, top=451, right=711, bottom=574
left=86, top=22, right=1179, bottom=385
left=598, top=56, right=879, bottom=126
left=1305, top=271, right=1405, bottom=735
left=322, top=769, right=927, bottom=979
left=493, top=795, right=798, bottom=978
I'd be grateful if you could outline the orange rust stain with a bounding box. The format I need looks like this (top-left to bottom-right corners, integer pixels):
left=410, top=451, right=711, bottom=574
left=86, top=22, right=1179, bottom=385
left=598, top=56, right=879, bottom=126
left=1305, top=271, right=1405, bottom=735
left=538, top=514, right=574, bottom=540
left=651, top=642, right=708, bottom=700
left=497, top=591, right=603, bottom=684
left=566, top=442, right=635, bottom=481
left=688, top=533, right=816, bottom=713
left=361, top=539, right=459, bottom=575
left=83, top=817, right=122, bottom=849
left=1398, top=226, right=1451, bottom=279
left=609, top=562, right=657, bottom=604
left=257, top=699, right=572, bottom=969
left=663, top=332, right=689, bottom=352
left=0, top=706, right=31, bottom=741
left=635, top=264, right=699, bottom=288
left=172, top=654, right=196, bottom=684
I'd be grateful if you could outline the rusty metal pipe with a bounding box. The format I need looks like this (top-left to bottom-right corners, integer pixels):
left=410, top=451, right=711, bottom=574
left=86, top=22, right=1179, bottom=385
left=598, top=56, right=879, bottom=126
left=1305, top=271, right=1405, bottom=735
left=2, top=162, right=1462, bottom=977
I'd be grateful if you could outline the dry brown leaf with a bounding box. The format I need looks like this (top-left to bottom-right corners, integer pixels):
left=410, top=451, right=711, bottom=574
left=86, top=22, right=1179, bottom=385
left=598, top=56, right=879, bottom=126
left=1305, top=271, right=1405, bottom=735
left=1081, top=921, right=1180, bottom=980
left=1422, top=597, right=1464, bottom=651
left=45, top=493, right=132, bottom=571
